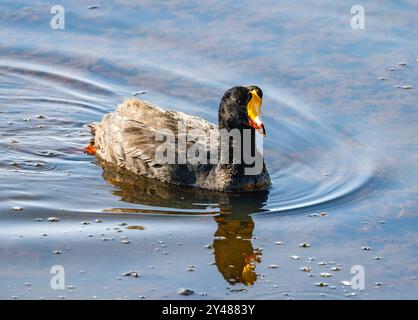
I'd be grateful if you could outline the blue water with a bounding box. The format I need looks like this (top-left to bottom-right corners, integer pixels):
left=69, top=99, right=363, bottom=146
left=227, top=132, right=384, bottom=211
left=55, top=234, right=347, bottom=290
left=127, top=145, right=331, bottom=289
left=0, top=0, right=417, bottom=299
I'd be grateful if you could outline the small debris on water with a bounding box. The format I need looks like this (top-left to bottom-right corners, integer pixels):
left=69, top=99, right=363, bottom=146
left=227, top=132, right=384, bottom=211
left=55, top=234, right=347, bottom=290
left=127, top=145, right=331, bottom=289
left=401, top=85, right=413, bottom=89
left=300, top=266, right=311, bottom=272
left=291, top=255, right=300, bottom=260
left=362, top=246, right=372, bottom=251
left=48, top=217, right=59, bottom=222
left=331, top=266, right=341, bottom=271
left=121, top=239, right=130, bottom=244
left=178, top=288, right=194, bottom=296
left=126, top=225, right=145, bottom=230
left=341, top=280, right=351, bottom=286
left=81, top=221, right=90, bottom=225
left=315, top=282, right=328, bottom=287
left=53, top=250, right=62, bottom=255
left=268, top=264, right=279, bottom=269
left=299, top=243, right=311, bottom=248
left=123, top=271, right=140, bottom=278
left=320, top=273, right=332, bottom=278
left=398, top=61, right=408, bottom=66
left=274, top=241, right=284, bottom=246
left=373, top=256, right=382, bottom=260
left=133, top=91, right=147, bottom=96
left=12, top=206, right=23, bottom=211
left=87, top=5, right=99, bottom=9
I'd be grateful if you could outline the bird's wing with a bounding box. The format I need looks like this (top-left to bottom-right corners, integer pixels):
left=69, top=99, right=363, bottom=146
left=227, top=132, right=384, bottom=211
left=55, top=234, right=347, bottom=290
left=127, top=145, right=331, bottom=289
left=93, top=99, right=217, bottom=186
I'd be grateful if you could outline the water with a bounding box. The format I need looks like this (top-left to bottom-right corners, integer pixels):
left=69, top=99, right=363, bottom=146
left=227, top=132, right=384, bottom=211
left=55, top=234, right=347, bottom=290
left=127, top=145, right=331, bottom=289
left=0, top=0, right=417, bottom=299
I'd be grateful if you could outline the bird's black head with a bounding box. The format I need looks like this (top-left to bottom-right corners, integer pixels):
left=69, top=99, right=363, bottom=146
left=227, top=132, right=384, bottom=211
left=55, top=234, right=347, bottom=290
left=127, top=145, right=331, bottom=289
left=218, top=86, right=266, bottom=136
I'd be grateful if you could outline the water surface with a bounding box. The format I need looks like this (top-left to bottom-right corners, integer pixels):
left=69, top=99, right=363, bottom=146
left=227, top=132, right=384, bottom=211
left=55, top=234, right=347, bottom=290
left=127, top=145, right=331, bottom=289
left=0, top=0, right=417, bottom=299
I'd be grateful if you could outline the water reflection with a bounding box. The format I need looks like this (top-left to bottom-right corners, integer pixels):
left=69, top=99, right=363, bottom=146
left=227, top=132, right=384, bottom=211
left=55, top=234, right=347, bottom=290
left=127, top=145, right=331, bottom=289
left=98, top=158, right=268, bottom=285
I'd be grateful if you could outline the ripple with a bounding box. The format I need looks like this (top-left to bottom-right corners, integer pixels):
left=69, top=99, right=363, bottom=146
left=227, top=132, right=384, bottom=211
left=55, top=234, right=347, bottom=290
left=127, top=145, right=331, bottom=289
left=3, top=159, right=58, bottom=173
left=0, top=57, right=376, bottom=216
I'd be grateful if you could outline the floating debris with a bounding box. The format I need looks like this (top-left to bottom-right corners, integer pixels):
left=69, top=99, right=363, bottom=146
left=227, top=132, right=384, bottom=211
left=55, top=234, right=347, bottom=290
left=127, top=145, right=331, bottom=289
left=177, top=288, right=194, bottom=296
left=119, top=222, right=128, bottom=226
left=377, top=76, right=386, bottom=80
left=315, top=282, right=328, bottom=287
left=12, top=206, right=23, bottom=211
left=126, top=225, right=145, bottom=230
left=318, top=261, right=327, bottom=266
left=87, top=5, right=99, bottom=9
left=341, top=280, right=351, bottom=286
left=53, top=250, right=62, bottom=255
left=81, top=221, right=90, bottom=225
left=401, top=85, right=413, bottom=89
left=291, top=255, right=300, bottom=260
left=398, top=61, right=408, bottom=66
left=121, top=239, right=130, bottom=244
left=331, top=266, right=341, bottom=271
left=320, top=273, right=332, bottom=278
left=375, top=282, right=384, bottom=287
left=204, top=244, right=213, bottom=249
left=48, top=217, right=59, bottom=222
left=123, top=271, right=140, bottom=278
left=373, top=256, right=382, bottom=260
left=320, top=211, right=327, bottom=216
left=362, top=246, right=372, bottom=251
left=300, top=266, right=311, bottom=272
left=133, top=91, right=147, bottom=96
left=67, top=285, right=75, bottom=290
left=95, top=219, right=102, bottom=223
left=199, top=292, right=208, bottom=296
left=36, top=218, right=44, bottom=222
left=299, top=243, right=311, bottom=248
left=274, top=241, right=284, bottom=246
left=268, top=264, right=279, bottom=269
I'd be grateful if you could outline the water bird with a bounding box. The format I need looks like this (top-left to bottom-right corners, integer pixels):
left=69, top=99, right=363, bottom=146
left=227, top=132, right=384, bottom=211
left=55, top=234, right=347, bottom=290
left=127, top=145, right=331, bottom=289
left=87, top=86, right=271, bottom=192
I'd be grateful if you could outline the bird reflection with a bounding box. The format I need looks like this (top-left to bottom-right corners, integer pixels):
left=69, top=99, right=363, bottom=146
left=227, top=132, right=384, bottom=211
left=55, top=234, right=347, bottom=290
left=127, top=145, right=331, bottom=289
left=97, top=159, right=269, bottom=286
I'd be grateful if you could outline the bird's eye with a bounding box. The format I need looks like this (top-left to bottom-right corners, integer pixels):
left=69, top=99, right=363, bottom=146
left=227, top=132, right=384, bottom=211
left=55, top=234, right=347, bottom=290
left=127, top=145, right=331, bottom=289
left=246, top=92, right=252, bottom=103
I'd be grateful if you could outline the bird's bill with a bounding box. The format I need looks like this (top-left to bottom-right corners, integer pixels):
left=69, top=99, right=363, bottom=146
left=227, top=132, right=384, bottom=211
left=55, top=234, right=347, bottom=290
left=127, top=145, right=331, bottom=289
left=247, top=89, right=266, bottom=136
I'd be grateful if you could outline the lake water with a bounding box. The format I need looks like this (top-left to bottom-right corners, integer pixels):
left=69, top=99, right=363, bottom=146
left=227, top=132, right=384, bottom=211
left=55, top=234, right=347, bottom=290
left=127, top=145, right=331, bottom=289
left=0, top=0, right=417, bottom=299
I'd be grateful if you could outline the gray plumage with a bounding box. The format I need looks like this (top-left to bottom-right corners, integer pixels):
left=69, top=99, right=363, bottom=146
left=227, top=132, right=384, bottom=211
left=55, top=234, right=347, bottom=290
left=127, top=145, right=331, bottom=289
left=90, top=93, right=271, bottom=192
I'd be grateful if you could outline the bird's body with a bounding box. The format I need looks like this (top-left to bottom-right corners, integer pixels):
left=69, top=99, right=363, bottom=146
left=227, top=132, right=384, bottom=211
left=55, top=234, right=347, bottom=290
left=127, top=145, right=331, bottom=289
left=89, top=86, right=271, bottom=192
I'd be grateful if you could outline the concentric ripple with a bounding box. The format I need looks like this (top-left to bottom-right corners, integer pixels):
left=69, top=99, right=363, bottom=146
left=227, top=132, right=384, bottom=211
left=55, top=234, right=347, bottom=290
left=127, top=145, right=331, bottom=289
left=0, top=59, right=375, bottom=215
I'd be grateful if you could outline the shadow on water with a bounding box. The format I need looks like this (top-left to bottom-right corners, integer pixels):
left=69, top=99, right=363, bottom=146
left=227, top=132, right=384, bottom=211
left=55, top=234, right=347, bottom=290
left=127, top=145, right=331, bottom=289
left=98, top=158, right=269, bottom=286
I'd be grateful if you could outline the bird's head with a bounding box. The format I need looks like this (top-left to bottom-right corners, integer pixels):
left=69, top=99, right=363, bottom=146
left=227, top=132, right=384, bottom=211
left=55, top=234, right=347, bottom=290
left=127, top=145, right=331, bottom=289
left=218, top=86, right=266, bottom=136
